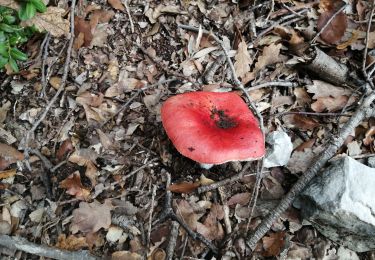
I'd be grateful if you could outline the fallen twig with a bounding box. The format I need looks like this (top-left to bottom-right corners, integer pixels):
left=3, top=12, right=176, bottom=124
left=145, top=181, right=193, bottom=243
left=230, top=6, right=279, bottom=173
left=0, top=235, right=97, bottom=260
left=248, top=81, right=298, bottom=91
left=157, top=170, right=219, bottom=254
left=246, top=92, right=375, bottom=249
left=21, top=0, right=76, bottom=166
left=166, top=221, right=180, bottom=260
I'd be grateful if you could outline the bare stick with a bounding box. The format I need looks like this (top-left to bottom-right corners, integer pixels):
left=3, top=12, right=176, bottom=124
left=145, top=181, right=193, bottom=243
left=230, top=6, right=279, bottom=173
left=122, top=0, right=134, bottom=33
left=166, top=221, right=180, bottom=260
left=363, top=0, right=375, bottom=75
left=158, top=170, right=218, bottom=254
left=248, top=81, right=298, bottom=91
left=246, top=92, right=375, bottom=249
left=146, top=184, right=157, bottom=250
left=197, top=162, right=253, bottom=194
left=0, top=235, right=97, bottom=260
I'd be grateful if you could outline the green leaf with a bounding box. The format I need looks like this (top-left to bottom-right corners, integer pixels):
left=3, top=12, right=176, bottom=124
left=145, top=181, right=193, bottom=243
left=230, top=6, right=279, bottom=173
left=30, top=0, right=47, bottom=13
left=0, top=23, right=16, bottom=32
left=26, top=2, right=36, bottom=19
left=10, top=47, right=27, bottom=61
left=18, top=3, right=29, bottom=21
left=18, top=2, right=36, bottom=20
left=0, top=31, right=6, bottom=42
left=0, top=55, right=8, bottom=68
left=8, top=57, right=19, bottom=73
left=3, top=15, right=16, bottom=24
left=0, top=42, right=7, bottom=56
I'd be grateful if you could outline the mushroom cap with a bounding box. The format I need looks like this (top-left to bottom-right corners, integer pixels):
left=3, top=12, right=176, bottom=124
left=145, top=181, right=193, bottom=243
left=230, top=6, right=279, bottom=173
left=161, top=91, right=265, bottom=165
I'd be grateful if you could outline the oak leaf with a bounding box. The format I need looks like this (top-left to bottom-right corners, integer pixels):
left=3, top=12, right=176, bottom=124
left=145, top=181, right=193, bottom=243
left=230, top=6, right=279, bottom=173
left=234, top=40, right=252, bottom=79
left=70, top=200, right=112, bottom=234
left=21, top=7, right=70, bottom=37
left=59, top=171, right=90, bottom=200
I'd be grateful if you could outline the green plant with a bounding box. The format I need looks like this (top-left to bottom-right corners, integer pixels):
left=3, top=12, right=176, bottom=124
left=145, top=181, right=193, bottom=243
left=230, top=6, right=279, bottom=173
left=0, top=0, right=46, bottom=73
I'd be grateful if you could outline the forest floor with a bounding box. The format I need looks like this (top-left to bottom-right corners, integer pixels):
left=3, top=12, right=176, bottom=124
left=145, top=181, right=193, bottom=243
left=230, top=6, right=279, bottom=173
left=1, top=0, right=375, bottom=259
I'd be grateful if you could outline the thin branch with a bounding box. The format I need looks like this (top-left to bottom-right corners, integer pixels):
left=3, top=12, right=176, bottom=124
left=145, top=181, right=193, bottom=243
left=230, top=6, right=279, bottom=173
left=197, top=162, right=253, bottom=194
left=21, top=0, right=76, bottom=160
left=246, top=92, right=375, bottom=249
left=248, top=81, right=298, bottom=91
left=166, top=221, right=180, bottom=260
left=363, top=0, right=375, bottom=75
left=0, top=235, right=97, bottom=260
left=123, top=0, right=134, bottom=33
left=146, top=184, right=157, bottom=250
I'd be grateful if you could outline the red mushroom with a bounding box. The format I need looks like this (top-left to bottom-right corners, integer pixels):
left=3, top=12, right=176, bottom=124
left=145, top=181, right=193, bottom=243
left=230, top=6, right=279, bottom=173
left=161, top=91, right=265, bottom=169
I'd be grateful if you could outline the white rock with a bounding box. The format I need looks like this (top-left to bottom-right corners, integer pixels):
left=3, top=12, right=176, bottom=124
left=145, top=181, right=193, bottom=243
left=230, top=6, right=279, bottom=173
left=297, top=156, right=375, bottom=252
left=264, top=131, right=293, bottom=168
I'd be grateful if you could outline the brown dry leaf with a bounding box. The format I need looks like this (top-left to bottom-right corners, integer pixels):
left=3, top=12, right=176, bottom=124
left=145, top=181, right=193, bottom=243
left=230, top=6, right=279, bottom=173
left=89, top=10, right=115, bottom=29
left=227, top=192, right=251, bottom=207
left=108, top=0, right=125, bottom=11
left=197, top=204, right=224, bottom=241
left=307, top=80, right=352, bottom=98
left=337, top=30, right=360, bottom=50
left=76, top=92, right=104, bottom=107
left=59, top=171, right=91, bottom=200
left=21, top=7, right=70, bottom=37
left=168, top=182, right=200, bottom=193
left=317, top=10, right=347, bottom=44
left=254, top=43, right=283, bottom=73
left=273, top=26, right=307, bottom=54
left=0, top=101, right=11, bottom=124
left=74, top=16, right=93, bottom=48
left=96, top=129, right=114, bottom=149
left=295, top=139, right=316, bottom=152
left=262, top=232, right=286, bottom=257
left=319, top=0, right=345, bottom=12
left=282, top=114, right=319, bottom=131
left=234, top=40, right=252, bottom=79
left=0, top=0, right=20, bottom=9
left=112, top=251, right=142, bottom=260
left=0, top=143, right=24, bottom=170
left=307, top=80, right=356, bottom=112
left=174, top=199, right=198, bottom=231
left=56, top=139, right=74, bottom=161
left=70, top=200, right=112, bottom=234
left=294, top=88, right=311, bottom=106
left=55, top=234, right=88, bottom=251
left=287, top=146, right=324, bottom=174
left=90, top=24, right=110, bottom=47
left=311, top=96, right=354, bottom=112
left=68, top=150, right=98, bottom=186
left=49, top=77, right=62, bottom=90
left=0, top=168, right=16, bottom=180
left=107, top=55, right=119, bottom=81
left=363, top=126, right=375, bottom=146
left=368, top=32, right=375, bottom=49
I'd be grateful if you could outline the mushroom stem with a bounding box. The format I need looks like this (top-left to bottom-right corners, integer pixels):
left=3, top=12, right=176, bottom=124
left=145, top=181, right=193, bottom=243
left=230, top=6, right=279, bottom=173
left=199, top=163, right=214, bottom=169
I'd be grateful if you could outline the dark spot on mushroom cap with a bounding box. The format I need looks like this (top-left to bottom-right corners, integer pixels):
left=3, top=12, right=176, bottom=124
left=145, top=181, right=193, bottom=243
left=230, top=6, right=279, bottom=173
left=188, top=147, right=195, bottom=152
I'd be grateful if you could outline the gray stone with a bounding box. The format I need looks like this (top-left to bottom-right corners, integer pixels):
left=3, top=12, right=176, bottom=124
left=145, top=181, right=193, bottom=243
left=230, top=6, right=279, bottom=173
left=298, top=156, right=375, bottom=252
